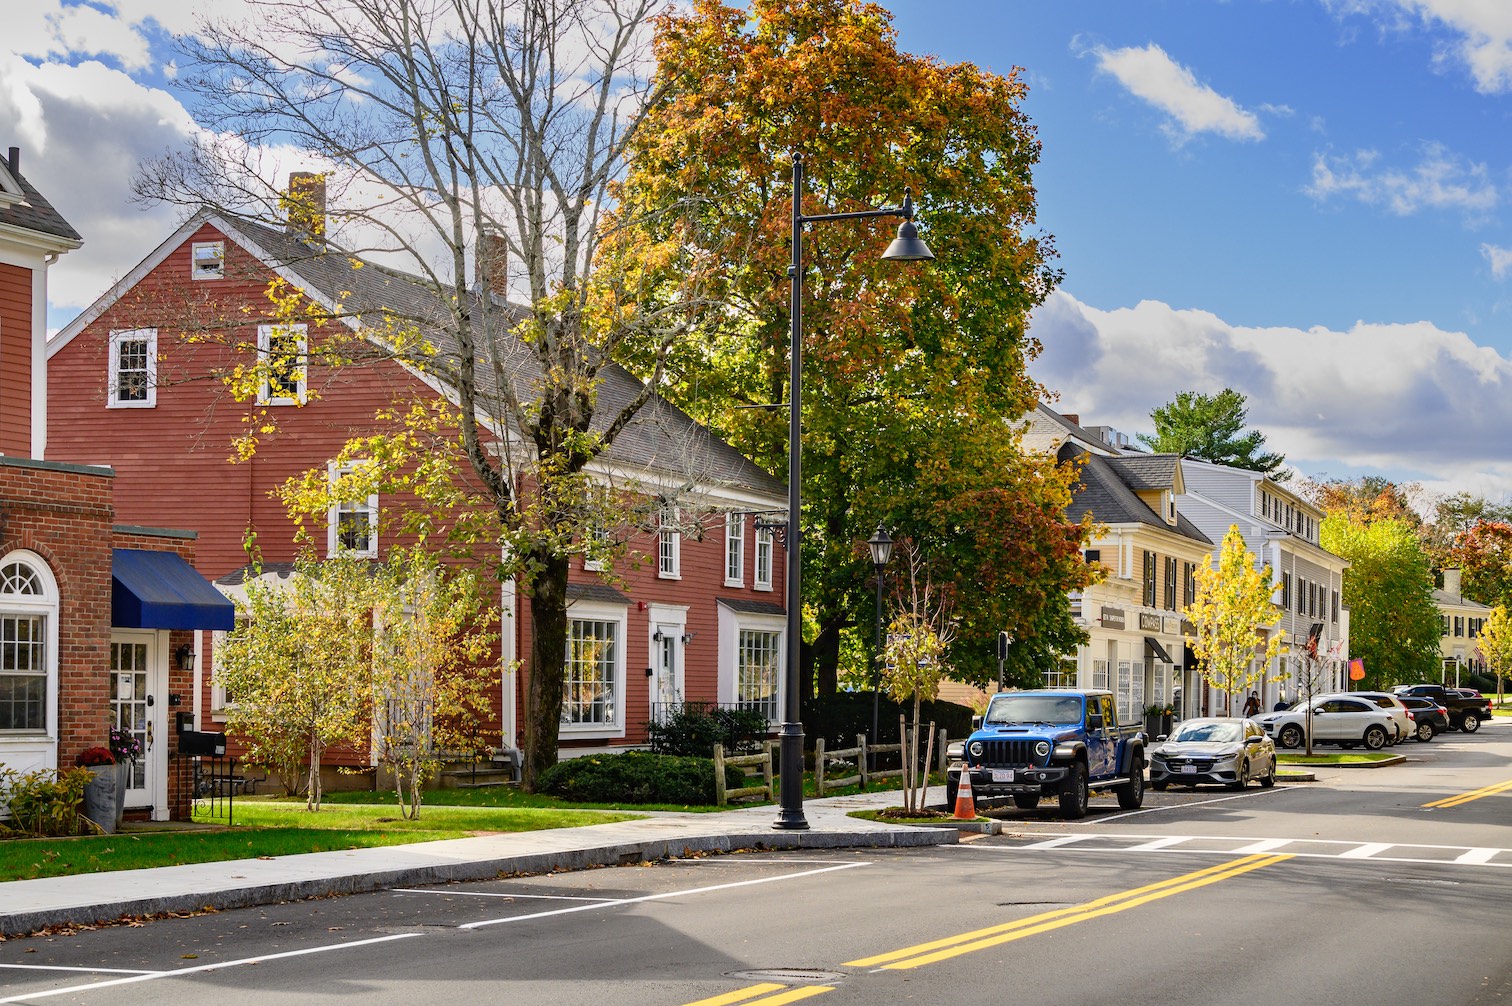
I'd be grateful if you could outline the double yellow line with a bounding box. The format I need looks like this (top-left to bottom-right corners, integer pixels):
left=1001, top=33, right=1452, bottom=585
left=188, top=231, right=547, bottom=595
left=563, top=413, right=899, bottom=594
left=1424, top=778, right=1512, bottom=809
left=843, top=853, right=1291, bottom=970
left=684, top=984, right=831, bottom=1006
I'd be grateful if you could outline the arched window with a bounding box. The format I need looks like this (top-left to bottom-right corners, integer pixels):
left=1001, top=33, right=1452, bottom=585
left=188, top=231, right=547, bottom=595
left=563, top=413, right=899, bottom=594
left=0, top=552, right=58, bottom=734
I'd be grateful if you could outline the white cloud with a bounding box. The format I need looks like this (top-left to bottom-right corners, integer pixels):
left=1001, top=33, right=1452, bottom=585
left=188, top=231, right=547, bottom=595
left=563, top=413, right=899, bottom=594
left=1306, top=143, right=1497, bottom=217
left=1088, top=42, right=1265, bottom=142
left=1483, top=243, right=1512, bottom=279
left=1335, top=0, right=1512, bottom=94
left=1028, top=290, right=1512, bottom=500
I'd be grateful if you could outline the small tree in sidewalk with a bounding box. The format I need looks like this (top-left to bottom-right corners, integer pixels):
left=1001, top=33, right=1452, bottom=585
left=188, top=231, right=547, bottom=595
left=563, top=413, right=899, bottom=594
left=1184, top=525, right=1286, bottom=716
left=880, top=543, right=955, bottom=815
left=1475, top=605, right=1512, bottom=708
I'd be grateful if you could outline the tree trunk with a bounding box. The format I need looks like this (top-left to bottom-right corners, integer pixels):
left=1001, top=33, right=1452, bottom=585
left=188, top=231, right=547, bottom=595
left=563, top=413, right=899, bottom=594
left=811, top=614, right=844, bottom=697
left=523, top=549, right=571, bottom=791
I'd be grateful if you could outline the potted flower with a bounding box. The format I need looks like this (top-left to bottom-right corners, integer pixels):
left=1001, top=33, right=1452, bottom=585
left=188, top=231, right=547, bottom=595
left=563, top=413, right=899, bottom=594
left=109, top=727, right=142, bottom=827
left=75, top=746, right=119, bottom=833
left=1143, top=703, right=1176, bottom=738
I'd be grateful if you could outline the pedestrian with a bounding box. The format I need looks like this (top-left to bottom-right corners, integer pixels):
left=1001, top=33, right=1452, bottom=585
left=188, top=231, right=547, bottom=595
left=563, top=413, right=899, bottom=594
left=1242, top=691, right=1260, bottom=717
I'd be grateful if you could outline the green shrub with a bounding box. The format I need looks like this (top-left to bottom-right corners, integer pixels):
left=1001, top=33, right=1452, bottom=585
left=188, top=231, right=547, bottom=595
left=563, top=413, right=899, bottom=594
left=0, top=766, right=92, bottom=837
left=646, top=704, right=771, bottom=758
left=536, top=751, right=746, bottom=805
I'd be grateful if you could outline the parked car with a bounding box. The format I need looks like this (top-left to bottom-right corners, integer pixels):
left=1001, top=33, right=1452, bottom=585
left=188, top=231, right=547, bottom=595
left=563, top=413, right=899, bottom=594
left=1148, top=717, right=1276, bottom=791
left=1253, top=696, right=1397, bottom=750
left=1394, top=683, right=1494, bottom=732
left=1321, top=691, right=1413, bottom=744
left=1396, top=695, right=1449, bottom=741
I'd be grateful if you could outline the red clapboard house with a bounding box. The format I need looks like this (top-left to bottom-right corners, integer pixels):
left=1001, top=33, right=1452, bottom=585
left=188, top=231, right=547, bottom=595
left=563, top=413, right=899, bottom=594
left=45, top=180, right=790, bottom=783
left=0, top=143, right=234, bottom=822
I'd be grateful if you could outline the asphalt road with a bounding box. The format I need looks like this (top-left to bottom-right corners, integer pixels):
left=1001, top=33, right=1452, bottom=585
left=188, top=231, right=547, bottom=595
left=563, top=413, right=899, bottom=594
left=3, top=725, right=1510, bottom=1006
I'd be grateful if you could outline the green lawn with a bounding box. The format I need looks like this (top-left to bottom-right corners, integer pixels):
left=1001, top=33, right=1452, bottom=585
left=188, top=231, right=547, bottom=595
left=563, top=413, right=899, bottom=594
left=0, top=800, right=639, bottom=883
left=1277, top=751, right=1399, bottom=766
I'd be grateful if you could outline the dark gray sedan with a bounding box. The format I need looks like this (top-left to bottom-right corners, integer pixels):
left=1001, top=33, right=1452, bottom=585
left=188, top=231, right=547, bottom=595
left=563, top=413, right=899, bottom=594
left=1149, top=717, right=1277, bottom=791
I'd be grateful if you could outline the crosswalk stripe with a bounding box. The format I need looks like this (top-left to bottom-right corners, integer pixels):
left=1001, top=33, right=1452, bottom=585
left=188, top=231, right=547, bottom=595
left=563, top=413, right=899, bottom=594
left=1339, top=843, right=1393, bottom=859
left=1455, top=848, right=1500, bottom=865
left=1232, top=838, right=1290, bottom=854
left=1126, top=837, right=1189, bottom=851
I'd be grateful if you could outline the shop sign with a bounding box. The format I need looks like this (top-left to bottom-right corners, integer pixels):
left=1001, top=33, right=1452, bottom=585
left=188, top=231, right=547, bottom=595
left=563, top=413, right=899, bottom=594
left=1100, top=606, right=1125, bottom=630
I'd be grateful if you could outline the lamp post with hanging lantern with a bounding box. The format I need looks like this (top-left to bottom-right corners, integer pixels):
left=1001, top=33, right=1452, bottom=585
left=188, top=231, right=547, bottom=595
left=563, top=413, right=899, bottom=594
left=773, top=158, right=934, bottom=831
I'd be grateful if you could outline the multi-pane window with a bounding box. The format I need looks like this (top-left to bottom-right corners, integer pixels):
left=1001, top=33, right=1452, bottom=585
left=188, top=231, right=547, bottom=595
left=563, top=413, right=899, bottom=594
left=1183, top=562, right=1196, bottom=607
left=1163, top=556, right=1177, bottom=611
left=724, top=512, right=745, bottom=585
left=754, top=527, right=774, bottom=590
left=583, top=525, right=611, bottom=572
left=0, top=559, right=47, bottom=733
left=1142, top=551, right=1156, bottom=607
left=1441, top=615, right=1451, bottom=637
left=562, top=618, right=617, bottom=726
left=257, top=323, right=307, bottom=405
left=736, top=628, right=780, bottom=720
left=108, top=329, right=156, bottom=407
left=1332, top=589, right=1340, bottom=624
left=1281, top=572, right=1291, bottom=610
left=1092, top=659, right=1109, bottom=691
left=1295, top=578, right=1306, bottom=615
left=1454, top=616, right=1465, bottom=638
left=657, top=503, right=680, bottom=578
left=328, top=462, right=377, bottom=557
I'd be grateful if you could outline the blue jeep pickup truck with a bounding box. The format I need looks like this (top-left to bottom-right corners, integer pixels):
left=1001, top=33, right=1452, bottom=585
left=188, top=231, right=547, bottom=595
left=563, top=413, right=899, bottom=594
left=946, top=689, right=1147, bottom=819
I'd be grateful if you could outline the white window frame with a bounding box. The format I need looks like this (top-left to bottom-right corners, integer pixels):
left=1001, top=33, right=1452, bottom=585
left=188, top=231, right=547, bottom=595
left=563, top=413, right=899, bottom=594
left=209, top=628, right=232, bottom=718
left=191, top=240, right=225, bottom=281
left=658, top=503, right=681, bottom=579
left=724, top=512, right=745, bottom=587
left=717, top=604, right=785, bottom=725
left=754, top=527, right=774, bottom=591
left=583, top=525, right=610, bottom=572
left=560, top=599, right=628, bottom=739
left=257, top=323, right=308, bottom=405
left=107, top=328, right=157, bottom=408
left=0, top=552, right=59, bottom=755
left=327, top=460, right=378, bottom=558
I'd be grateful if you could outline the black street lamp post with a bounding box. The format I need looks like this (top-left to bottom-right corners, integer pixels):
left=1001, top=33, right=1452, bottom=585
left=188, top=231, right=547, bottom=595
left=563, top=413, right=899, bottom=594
left=868, top=524, right=894, bottom=768
left=774, top=157, right=933, bottom=831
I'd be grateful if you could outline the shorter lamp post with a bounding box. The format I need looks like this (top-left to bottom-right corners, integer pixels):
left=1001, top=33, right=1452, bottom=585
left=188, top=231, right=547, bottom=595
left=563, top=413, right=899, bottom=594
left=867, top=524, right=894, bottom=765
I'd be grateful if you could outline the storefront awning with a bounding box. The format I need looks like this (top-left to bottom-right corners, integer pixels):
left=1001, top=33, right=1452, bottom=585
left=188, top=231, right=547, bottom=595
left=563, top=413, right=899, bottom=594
left=113, top=549, right=236, bottom=631
left=1144, top=636, right=1174, bottom=664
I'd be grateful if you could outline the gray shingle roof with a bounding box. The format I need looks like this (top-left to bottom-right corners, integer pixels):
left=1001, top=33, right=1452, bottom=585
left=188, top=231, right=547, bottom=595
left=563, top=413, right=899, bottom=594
left=1106, top=454, right=1179, bottom=492
left=1060, top=444, right=1210, bottom=544
left=226, top=216, right=785, bottom=500
left=0, top=156, right=82, bottom=245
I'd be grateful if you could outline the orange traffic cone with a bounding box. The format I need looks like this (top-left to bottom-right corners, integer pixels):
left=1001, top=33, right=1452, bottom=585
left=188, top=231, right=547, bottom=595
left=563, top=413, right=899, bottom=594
left=953, top=771, right=977, bottom=820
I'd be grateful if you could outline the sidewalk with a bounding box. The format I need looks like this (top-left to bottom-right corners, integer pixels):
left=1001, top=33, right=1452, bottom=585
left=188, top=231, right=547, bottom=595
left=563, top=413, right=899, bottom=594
left=0, top=790, right=957, bottom=937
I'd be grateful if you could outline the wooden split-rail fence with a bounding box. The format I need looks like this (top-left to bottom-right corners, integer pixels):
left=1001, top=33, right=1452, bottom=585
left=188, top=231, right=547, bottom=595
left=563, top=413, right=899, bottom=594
left=711, top=719, right=952, bottom=805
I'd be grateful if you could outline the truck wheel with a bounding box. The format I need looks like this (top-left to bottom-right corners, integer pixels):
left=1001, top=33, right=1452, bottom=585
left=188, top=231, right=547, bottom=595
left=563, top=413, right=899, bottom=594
left=1117, top=758, right=1145, bottom=809
left=1462, top=714, right=1482, bottom=734
left=1012, top=794, right=1040, bottom=810
left=1415, top=720, right=1435, bottom=742
left=1278, top=724, right=1304, bottom=749
left=1363, top=725, right=1388, bottom=750
left=1058, top=762, right=1088, bottom=820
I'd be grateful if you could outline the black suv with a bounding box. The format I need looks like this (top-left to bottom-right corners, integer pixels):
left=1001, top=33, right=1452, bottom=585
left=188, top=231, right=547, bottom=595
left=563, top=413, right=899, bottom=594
left=1395, top=684, right=1493, bottom=732
left=1397, top=695, right=1449, bottom=741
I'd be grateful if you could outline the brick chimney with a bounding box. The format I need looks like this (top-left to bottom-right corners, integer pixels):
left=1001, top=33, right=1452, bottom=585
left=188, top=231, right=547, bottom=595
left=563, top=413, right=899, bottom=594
left=476, top=227, right=508, bottom=298
left=285, top=172, right=326, bottom=245
left=1063, top=413, right=1079, bottom=426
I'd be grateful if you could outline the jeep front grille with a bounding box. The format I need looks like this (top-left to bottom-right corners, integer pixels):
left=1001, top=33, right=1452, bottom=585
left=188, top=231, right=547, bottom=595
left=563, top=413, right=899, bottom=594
left=975, top=739, right=1040, bottom=769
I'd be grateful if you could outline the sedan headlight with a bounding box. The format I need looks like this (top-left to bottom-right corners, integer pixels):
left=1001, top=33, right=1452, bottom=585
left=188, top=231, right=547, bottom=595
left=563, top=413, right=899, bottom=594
left=968, top=740, right=984, bottom=758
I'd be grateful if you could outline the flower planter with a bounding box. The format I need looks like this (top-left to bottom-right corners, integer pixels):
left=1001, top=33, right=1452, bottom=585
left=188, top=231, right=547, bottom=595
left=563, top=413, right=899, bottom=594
left=81, top=764, right=120, bottom=834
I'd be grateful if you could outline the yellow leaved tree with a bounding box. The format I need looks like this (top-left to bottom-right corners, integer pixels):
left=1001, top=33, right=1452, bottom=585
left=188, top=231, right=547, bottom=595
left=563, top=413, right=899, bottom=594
left=1184, top=525, right=1286, bottom=716
left=881, top=544, right=955, bottom=815
left=1476, top=605, right=1512, bottom=708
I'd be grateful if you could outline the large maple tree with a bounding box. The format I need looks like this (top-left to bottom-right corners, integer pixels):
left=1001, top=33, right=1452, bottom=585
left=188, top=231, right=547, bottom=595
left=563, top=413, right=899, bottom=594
left=603, top=0, right=1093, bottom=694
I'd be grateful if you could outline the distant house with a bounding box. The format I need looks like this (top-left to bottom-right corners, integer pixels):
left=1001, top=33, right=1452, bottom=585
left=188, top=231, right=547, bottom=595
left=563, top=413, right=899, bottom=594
left=1435, top=568, right=1491, bottom=684
left=46, top=179, right=789, bottom=778
left=0, top=143, right=232, bottom=821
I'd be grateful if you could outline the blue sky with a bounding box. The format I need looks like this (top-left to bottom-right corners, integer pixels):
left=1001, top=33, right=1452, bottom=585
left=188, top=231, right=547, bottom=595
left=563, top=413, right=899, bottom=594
left=7, top=1, right=1512, bottom=504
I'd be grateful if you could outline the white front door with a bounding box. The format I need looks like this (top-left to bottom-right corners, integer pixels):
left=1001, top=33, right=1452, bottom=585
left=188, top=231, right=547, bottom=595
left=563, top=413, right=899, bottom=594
left=651, top=625, right=681, bottom=717
left=110, top=631, right=166, bottom=817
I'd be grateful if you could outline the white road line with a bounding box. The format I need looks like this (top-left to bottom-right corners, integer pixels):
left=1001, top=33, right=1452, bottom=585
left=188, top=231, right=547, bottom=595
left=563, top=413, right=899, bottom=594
left=1233, top=839, right=1291, bottom=854
left=460, top=862, right=870, bottom=930
left=0, top=965, right=156, bottom=975
left=1339, top=843, right=1394, bottom=859
left=391, top=889, right=617, bottom=902
left=1456, top=848, right=1500, bottom=865
left=1019, top=835, right=1095, bottom=850
left=0, top=933, right=423, bottom=1004
left=1124, top=837, right=1189, bottom=851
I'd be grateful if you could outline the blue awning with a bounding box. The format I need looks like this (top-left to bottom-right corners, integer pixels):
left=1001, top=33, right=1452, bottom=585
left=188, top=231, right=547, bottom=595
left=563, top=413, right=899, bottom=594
left=112, top=549, right=235, bottom=631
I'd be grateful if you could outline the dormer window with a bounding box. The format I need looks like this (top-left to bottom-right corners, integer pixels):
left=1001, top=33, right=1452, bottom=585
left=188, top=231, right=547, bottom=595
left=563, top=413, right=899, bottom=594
left=1162, top=490, right=1176, bottom=524
left=191, top=241, right=225, bottom=280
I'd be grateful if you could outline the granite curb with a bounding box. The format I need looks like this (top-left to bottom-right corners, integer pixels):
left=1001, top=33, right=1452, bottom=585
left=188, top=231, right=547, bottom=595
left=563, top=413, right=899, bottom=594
left=0, top=825, right=954, bottom=937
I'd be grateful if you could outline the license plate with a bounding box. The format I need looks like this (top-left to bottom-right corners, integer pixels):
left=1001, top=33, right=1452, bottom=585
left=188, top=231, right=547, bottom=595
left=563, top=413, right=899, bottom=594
left=991, top=769, right=1015, bottom=783
left=1181, top=765, right=1197, bottom=774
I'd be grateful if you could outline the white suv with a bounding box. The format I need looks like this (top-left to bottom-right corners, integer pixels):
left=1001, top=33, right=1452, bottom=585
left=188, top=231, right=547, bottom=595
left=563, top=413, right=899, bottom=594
left=1319, top=691, right=1413, bottom=744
